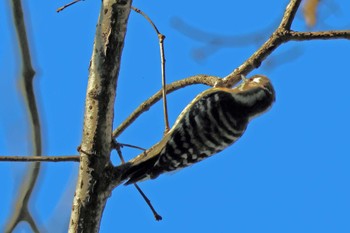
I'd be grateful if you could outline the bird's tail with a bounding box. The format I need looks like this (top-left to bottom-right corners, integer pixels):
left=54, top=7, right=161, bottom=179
left=121, top=156, right=159, bottom=185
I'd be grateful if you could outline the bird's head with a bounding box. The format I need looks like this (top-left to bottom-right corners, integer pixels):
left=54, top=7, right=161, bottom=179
left=237, top=75, right=274, bottom=96
left=232, top=75, right=276, bottom=120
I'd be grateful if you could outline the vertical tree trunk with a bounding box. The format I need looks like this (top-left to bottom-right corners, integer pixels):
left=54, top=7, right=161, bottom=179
left=69, top=0, right=132, bottom=232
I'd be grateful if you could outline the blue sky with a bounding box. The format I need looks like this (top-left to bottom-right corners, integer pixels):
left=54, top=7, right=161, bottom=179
left=1, top=0, right=350, bottom=232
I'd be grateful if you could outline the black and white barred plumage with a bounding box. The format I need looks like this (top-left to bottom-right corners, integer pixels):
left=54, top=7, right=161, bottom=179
left=122, top=75, right=275, bottom=184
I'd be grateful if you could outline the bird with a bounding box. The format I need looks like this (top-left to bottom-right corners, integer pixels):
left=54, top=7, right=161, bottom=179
left=121, top=74, right=275, bottom=185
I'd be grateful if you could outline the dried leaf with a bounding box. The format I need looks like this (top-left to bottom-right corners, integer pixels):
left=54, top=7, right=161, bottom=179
left=303, top=0, right=320, bottom=27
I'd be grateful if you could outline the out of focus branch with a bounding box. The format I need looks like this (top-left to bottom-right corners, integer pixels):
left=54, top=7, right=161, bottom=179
left=171, top=17, right=276, bottom=61
left=5, top=1, right=42, bottom=233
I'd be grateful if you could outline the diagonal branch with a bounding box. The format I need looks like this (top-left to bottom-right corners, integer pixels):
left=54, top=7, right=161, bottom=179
left=222, top=0, right=302, bottom=86
left=221, top=0, right=349, bottom=87
left=279, top=0, right=302, bottom=30
left=112, top=74, right=220, bottom=138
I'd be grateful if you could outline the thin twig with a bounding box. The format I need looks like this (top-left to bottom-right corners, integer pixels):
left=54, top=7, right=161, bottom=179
left=119, top=143, right=146, bottom=152
left=132, top=6, right=170, bottom=133
left=112, top=140, right=126, bottom=163
left=134, top=184, right=163, bottom=221
left=56, top=0, right=82, bottom=13
left=279, top=0, right=302, bottom=29
left=288, top=30, right=350, bottom=40
left=0, top=156, right=80, bottom=162
left=113, top=141, right=162, bottom=221
left=159, top=34, right=169, bottom=133
left=112, top=74, right=221, bottom=138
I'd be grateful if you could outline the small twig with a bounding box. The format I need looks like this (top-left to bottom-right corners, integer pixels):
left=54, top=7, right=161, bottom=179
left=112, top=74, right=220, bottom=138
left=0, top=156, right=80, bottom=162
left=279, top=0, right=302, bottom=30
left=159, top=34, right=169, bottom=133
left=113, top=140, right=162, bottom=221
left=132, top=6, right=170, bottom=133
left=134, top=184, right=163, bottom=221
left=288, top=30, right=350, bottom=40
left=112, top=140, right=126, bottom=163
left=56, top=0, right=82, bottom=13
left=118, top=143, right=146, bottom=152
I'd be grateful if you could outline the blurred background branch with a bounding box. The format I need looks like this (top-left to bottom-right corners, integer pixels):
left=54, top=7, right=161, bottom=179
left=4, top=0, right=43, bottom=232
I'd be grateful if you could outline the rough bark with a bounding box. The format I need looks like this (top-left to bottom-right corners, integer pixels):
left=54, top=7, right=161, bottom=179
left=68, top=0, right=132, bottom=232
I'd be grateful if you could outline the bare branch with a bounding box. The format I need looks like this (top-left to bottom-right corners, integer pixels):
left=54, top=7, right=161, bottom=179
left=132, top=6, right=170, bottom=133
left=221, top=0, right=350, bottom=87
left=56, top=0, right=82, bottom=13
left=0, top=156, right=80, bottom=162
left=279, top=0, right=302, bottom=30
left=112, top=141, right=162, bottom=220
left=112, top=74, right=221, bottom=138
left=5, top=1, right=42, bottom=232
left=288, top=30, right=350, bottom=40
left=134, top=183, right=163, bottom=221
left=222, top=0, right=302, bottom=86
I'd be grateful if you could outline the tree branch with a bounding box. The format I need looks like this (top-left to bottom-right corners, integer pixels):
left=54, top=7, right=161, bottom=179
left=279, top=0, right=302, bottom=30
left=112, top=74, right=220, bottom=138
left=5, top=1, right=42, bottom=232
left=0, top=156, right=80, bottom=162
left=221, top=0, right=349, bottom=87
left=68, top=0, right=132, bottom=232
left=288, top=30, right=350, bottom=40
left=222, top=0, right=301, bottom=86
